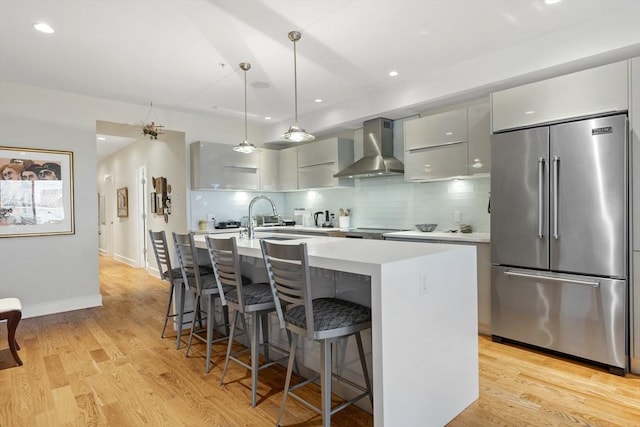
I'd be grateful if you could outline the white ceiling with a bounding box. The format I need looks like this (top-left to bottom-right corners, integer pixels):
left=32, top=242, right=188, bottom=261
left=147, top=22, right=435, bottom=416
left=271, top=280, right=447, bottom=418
left=2, top=0, right=640, bottom=148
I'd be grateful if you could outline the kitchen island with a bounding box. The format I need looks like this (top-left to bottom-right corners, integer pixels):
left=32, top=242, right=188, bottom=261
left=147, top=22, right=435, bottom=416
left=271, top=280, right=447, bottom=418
left=193, top=232, right=478, bottom=426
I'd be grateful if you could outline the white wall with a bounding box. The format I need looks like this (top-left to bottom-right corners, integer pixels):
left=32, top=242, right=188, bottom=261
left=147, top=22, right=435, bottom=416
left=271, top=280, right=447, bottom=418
left=0, top=81, right=255, bottom=317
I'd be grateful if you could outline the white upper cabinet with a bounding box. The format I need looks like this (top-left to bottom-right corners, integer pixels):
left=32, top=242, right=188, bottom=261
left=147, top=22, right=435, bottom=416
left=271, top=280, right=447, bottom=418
left=191, top=141, right=259, bottom=190
left=403, top=99, right=491, bottom=182
left=467, top=101, right=491, bottom=176
left=630, top=57, right=640, bottom=251
left=404, top=108, right=467, bottom=151
left=297, top=137, right=354, bottom=189
left=404, top=141, right=468, bottom=181
left=491, top=60, right=628, bottom=132
left=259, top=148, right=279, bottom=191
left=278, top=146, right=298, bottom=191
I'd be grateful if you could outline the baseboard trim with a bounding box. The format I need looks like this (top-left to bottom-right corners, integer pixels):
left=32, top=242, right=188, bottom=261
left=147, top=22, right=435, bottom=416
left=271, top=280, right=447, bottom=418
left=22, top=294, right=103, bottom=319
left=114, top=254, right=138, bottom=268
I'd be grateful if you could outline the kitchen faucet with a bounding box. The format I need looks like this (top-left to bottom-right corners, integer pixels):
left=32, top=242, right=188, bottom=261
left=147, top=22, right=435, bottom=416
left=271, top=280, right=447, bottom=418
left=247, top=195, right=278, bottom=239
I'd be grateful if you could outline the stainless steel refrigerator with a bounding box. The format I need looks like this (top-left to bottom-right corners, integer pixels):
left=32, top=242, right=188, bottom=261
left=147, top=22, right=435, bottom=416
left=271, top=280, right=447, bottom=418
left=490, top=114, right=628, bottom=375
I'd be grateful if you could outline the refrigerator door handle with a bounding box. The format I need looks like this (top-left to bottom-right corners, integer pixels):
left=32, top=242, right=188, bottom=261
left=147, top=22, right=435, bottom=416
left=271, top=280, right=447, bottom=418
left=504, top=270, right=600, bottom=288
left=552, top=156, right=560, bottom=239
left=538, top=157, right=545, bottom=238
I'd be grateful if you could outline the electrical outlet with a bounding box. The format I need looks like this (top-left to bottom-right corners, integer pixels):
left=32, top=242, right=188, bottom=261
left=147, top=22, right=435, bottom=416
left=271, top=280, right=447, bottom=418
left=207, top=213, right=216, bottom=222
left=454, top=211, right=461, bottom=222
left=419, top=271, right=430, bottom=295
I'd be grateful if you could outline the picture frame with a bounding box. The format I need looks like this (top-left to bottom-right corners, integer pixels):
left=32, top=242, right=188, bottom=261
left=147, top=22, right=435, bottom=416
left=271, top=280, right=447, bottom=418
left=150, top=191, right=157, bottom=214
left=117, top=187, right=128, bottom=217
left=0, top=146, right=74, bottom=238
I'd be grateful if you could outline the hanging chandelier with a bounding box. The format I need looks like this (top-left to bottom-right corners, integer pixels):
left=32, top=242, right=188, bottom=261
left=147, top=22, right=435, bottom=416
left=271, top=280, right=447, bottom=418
left=281, top=31, right=315, bottom=143
left=233, top=62, right=258, bottom=153
left=142, top=102, right=164, bottom=140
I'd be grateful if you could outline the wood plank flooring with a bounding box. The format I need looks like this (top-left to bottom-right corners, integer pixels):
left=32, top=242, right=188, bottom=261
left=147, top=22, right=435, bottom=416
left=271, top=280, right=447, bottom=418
left=0, top=256, right=637, bottom=426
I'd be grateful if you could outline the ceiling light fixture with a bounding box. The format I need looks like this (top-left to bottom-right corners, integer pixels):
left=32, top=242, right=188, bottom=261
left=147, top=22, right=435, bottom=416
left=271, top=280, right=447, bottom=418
left=388, top=70, right=399, bottom=77
left=233, top=62, right=258, bottom=154
left=33, top=22, right=54, bottom=34
left=281, top=31, right=315, bottom=143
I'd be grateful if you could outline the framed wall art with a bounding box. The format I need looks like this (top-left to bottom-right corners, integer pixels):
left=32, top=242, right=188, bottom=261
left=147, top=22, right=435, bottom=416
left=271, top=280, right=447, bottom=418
left=116, top=187, right=128, bottom=217
left=0, top=146, right=74, bottom=237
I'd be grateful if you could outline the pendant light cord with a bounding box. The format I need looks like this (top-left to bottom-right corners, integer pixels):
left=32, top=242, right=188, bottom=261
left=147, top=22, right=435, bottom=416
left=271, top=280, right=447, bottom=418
left=243, top=67, right=248, bottom=141
left=292, top=38, right=298, bottom=126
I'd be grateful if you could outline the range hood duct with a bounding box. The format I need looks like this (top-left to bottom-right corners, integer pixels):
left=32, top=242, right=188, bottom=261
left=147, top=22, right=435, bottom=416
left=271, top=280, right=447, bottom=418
left=334, top=118, right=404, bottom=178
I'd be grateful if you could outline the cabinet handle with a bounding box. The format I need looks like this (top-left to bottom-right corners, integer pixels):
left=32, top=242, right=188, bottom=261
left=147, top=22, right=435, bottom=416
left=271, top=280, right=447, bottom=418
left=407, top=140, right=466, bottom=152
left=504, top=270, right=599, bottom=288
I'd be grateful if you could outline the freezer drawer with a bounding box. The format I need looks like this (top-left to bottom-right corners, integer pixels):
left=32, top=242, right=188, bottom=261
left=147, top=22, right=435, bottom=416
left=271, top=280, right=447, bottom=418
left=491, top=266, right=627, bottom=370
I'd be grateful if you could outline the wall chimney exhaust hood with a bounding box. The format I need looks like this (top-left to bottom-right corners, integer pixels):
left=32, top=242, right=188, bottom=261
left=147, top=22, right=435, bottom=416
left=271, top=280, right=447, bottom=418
left=334, top=117, right=404, bottom=178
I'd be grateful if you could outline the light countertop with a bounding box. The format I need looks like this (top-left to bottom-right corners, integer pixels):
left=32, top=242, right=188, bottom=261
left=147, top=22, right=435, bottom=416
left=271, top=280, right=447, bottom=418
left=383, top=230, right=490, bottom=243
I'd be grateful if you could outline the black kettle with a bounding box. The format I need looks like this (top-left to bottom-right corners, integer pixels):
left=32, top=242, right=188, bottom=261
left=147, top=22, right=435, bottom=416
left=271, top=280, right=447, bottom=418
left=314, top=211, right=324, bottom=227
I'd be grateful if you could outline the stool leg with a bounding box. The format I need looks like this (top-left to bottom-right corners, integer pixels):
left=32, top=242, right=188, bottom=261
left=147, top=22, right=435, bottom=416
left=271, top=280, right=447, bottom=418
left=205, top=295, right=214, bottom=374
left=277, top=333, right=298, bottom=427
left=320, top=340, right=332, bottom=427
left=7, top=310, right=23, bottom=366
left=176, top=283, right=186, bottom=349
left=260, top=312, right=270, bottom=363
left=250, top=311, right=259, bottom=407
left=161, top=281, right=175, bottom=338
left=185, top=295, right=201, bottom=357
left=220, top=310, right=239, bottom=386
left=355, top=332, right=373, bottom=407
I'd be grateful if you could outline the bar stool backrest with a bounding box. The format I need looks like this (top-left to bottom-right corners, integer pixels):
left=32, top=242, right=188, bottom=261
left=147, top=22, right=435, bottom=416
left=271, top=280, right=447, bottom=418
left=172, top=232, right=204, bottom=294
left=204, top=236, right=245, bottom=308
left=149, top=230, right=174, bottom=282
left=260, top=240, right=314, bottom=337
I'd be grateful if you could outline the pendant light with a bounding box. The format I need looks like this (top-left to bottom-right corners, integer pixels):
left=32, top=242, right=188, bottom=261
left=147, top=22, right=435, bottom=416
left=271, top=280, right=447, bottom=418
left=281, top=31, right=315, bottom=143
left=233, top=62, right=258, bottom=153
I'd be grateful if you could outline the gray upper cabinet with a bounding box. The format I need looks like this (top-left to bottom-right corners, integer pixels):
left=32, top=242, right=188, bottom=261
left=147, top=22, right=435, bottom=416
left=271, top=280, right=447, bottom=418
left=467, top=101, right=491, bottom=176
left=191, top=141, right=259, bottom=190
left=296, top=137, right=354, bottom=189
left=278, top=146, right=298, bottom=191
left=403, top=99, right=490, bottom=182
left=259, top=148, right=279, bottom=191
left=491, top=60, right=628, bottom=132
left=404, top=108, right=467, bottom=151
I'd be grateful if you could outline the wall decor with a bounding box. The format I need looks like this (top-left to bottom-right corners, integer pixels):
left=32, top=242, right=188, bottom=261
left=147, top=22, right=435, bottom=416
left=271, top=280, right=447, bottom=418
left=152, top=176, right=171, bottom=223
left=150, top=191, right=157, bottom=214
left=116, top=187, right=128, bottom=217
left=0, top=146, right=74, bottom=237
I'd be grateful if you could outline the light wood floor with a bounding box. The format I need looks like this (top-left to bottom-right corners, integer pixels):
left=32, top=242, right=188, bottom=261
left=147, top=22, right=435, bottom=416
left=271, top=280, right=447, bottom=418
left=0, top=256, right=637, bottom=426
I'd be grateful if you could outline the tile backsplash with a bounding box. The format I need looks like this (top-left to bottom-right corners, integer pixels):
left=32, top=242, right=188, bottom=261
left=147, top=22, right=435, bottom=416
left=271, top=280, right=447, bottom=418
left=191, top=176, right=490, bottom=233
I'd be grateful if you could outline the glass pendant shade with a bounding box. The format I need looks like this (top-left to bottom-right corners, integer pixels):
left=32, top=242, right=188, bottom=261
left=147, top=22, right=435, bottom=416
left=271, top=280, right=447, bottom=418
left=234, top=62, right=258, bottom=153
left=233, top=140, right=257, bottom=153
left=281, top=31, right=315, bottom=143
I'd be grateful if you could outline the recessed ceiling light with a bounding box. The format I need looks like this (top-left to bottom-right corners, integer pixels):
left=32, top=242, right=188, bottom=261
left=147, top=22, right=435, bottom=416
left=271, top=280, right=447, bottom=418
left=388, top=70, right=399, bottom=77
left=445, top=132, right=453, bottom=136
left=544, top=0, right=562, bottom=4
left=33, top=22, right=54, bottom=34
left=525, top=110, right=535, bottom=115
left=97, top=136, right=106, bottom=141
left=314, top=99, right=323, bottom=103
left=264, top=116, right=271, bottom=120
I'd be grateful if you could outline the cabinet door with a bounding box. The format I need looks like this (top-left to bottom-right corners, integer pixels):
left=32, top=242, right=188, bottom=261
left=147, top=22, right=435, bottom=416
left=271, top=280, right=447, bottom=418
left=259, top=149, right=279, bottom=191
left=404, top=109, right=467, bottom=151
left=467, top=101, right=491, bottom=175
left=298, top=163, right=338, bottom=189
left=279, top=146, right=298, bottom=191
left=191, top=141, right=259, bottom=190
left=404, top=142, right=468, bottom=181
left=491, top=60, right=628, bottom=132
left=297, top=137, right=338, bottom=167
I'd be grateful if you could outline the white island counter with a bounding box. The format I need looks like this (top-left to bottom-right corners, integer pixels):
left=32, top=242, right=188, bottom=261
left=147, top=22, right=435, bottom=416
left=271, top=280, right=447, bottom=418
left=194, top=232, right=478, bottom=426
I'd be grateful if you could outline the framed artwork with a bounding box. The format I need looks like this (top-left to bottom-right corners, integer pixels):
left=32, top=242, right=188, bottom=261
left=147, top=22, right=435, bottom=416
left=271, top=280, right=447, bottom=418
left=117, top=187, right=128, bottom=217
left=0, top=146, right=74, bottom=237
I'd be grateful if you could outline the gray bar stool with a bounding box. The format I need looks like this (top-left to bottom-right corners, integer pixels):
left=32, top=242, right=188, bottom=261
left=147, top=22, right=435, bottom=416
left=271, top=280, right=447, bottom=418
left=260, top=239, right=373, bottom=427
left=173, top=232, right=229, bottom=373
left=207, top=236, right=291, bottom=407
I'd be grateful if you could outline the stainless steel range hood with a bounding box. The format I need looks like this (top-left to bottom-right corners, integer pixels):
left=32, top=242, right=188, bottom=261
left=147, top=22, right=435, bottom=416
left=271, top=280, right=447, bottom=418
left=334, top=117, right=404, bottom=178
